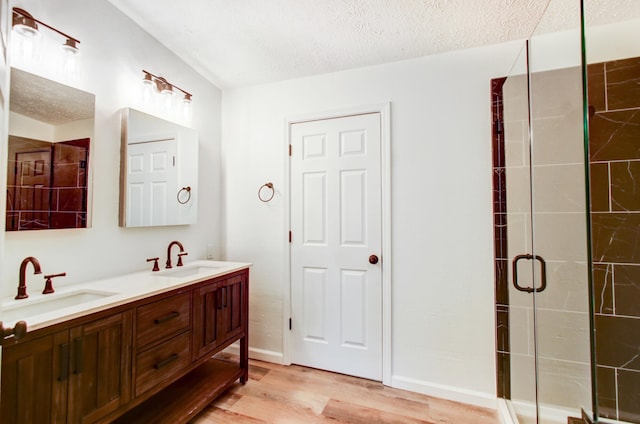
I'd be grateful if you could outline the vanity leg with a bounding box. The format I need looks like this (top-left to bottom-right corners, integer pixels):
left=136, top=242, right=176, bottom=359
left=240, top=335, right=249, bottom=384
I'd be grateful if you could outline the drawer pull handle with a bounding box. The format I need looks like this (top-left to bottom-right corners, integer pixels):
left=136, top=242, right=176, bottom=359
left=154, top=311, right=180, bottom=324
left=154, top=353, right=179, bottom=370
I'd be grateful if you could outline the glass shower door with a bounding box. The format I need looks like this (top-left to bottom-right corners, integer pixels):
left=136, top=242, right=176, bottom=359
left=502, top=42, right=539, bottom=424
left=501, top=0, right=594, bottom=422
left=528, top=1, right=594, bottom=421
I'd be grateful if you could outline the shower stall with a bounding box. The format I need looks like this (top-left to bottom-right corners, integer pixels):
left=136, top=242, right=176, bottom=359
left=492, top=1, right=640, bottom=423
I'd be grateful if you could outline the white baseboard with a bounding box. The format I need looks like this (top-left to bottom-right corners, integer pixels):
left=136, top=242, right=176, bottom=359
left=223, top=343, right=285, bottom=364
left=391, top=375, right=498, bottom=410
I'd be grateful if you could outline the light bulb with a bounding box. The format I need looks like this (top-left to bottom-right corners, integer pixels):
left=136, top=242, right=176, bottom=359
left=142, top=73, right=155, bottom=105
left=161, top=89, right=174, bottom=112
left=61, top=39, right=79, bottom=76
left=181, top=94, right=192, bottom=121
left=15, top=35, right=35, bottom=62
left=12, top=9, right=39, bottom=62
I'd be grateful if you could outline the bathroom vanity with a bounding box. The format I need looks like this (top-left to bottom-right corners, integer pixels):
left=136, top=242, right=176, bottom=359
left=0, top=261, right=250, bottom=423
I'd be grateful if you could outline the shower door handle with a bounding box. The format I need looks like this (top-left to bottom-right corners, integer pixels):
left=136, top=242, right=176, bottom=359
left=512, top=254, right=547, bottom=293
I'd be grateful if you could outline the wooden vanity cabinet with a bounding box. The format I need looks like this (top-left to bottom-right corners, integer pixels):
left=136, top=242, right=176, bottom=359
left=0, top=330, right=68, bottom=423
left=1, top=311, right=132, bottom=424
left=67, top=312, right=133, bottom=423
left=2, top=267, right=249, bottom=424
left=193, top=272, right=247, bottom=360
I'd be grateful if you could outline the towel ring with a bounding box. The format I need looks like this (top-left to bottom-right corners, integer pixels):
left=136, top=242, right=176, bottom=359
left=177, top=186, right=192, bottom=204
left=258, top=182, right=275, bottom=202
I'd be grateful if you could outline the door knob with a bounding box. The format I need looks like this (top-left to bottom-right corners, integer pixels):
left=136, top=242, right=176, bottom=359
left=369, top=255, right=379, bottom=265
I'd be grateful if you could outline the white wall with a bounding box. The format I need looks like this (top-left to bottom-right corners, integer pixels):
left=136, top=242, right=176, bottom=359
left=9, top=111, right=55, bottom=141
left=54, top=118, right=94, bottom=142
left=9, top=111, right=93, bottom=141
left=222, top=41, right=523, bottom=406
left=1, top=0, right=222, bottom=297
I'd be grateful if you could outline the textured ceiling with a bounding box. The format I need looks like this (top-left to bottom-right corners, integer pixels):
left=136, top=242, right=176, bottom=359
left=10, top=68, right=94, bottom=125
left=106, top=0, right=640, bottom=88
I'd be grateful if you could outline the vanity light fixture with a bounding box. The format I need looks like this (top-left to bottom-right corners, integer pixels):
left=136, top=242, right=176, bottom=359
left=141, top=70, right=193, bottom=118
left=12, top=8, right=81, bottom=72
left=12, top=8, right=38, bottom=38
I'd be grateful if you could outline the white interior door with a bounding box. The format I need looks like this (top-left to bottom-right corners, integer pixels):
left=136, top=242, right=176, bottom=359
left=126, top=138, right=177, bottom=226
left=290, top=113, right=382, bottom=381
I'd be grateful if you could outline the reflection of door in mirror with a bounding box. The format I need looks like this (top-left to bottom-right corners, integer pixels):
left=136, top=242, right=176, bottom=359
left=6, top=136, right=89, bottom=230
left=120, top=108, right=198, bottom=227
left=126, top=138, right=177, bottom=226
left=11, top=148, right=50, bottom=230
left=6, top=67, right=95, bottom=231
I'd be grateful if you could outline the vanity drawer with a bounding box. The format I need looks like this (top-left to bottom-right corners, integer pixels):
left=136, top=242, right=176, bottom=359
left=136, top=292, right=191, bottom=348
left=135, top=331, right=191, bottom=397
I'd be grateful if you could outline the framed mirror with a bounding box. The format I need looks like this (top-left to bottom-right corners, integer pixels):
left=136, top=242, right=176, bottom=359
left=119, top=108, right=198, bottom=227
left=6, top=68, right=95, bottom=231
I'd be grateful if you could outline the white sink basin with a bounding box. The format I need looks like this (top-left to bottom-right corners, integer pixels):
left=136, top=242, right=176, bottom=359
left=158, top=265, right=221, bottom=278
left=2, top=289, right=117, bottom=322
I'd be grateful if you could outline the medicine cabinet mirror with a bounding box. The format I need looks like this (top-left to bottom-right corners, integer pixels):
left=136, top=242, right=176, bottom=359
left=6, top=67, right=95, bottom=231
left=119, top=108, right=198, bottom=227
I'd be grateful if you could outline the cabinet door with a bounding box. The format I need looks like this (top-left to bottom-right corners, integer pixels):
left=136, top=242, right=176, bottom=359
left=67, top=311, right=133, bottom=424
left=193, top=281, right=221, bottom=360
left=1, top=331, right=68, bottom=424
left=218, top=273, right=246, bottom=344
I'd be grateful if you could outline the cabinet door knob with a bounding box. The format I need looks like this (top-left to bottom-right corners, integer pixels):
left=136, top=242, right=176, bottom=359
left=369, top=255, right=379, bottom=265
left=1, top=320, right=27, bottom=340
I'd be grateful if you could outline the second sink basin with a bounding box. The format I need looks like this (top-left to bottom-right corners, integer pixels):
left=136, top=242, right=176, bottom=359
left=158, top=265, right=221, bottom=278
left=2, top=289, right=117, bottom=323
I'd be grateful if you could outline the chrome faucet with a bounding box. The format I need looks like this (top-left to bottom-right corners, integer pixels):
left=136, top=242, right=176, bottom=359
left=16, top=256, right=42, bottom=299
left=166, top=241, right=187, bottom=269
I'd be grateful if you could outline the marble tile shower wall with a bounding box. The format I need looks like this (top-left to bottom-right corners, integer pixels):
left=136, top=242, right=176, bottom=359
left=588, top=57, right=640, bottom=423
left=50, top=141, right=89, bottom=229
left=506, top=68, right=591, bottom=412
left=491, top=77, right=510, bottom=399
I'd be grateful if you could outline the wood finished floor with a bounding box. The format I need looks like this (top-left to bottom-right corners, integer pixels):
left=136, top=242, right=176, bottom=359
left=190, top=357, right=499, bottom=424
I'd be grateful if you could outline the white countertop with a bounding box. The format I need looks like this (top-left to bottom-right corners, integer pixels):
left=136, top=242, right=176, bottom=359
left=1, top=260, right=251, bottom=332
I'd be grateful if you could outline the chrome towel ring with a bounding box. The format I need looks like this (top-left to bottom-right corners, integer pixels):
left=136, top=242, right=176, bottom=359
left=177, top=186, right=192, bottom=204
left=258, top=182, right=275, bottom=202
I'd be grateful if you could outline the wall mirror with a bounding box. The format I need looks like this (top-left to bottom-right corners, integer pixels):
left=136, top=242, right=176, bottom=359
left=119, top=108, right=198, bottom=227
left=6, top=68, right=95, bottom=231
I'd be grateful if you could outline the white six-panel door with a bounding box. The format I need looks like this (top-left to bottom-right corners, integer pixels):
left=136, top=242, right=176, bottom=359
left=290, top=113, right=382, bottom=381
left=126, top=138, right=177, bottom=226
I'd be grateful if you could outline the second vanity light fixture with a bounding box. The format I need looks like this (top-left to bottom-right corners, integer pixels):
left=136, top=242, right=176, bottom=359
left=142, top=70, right=193, bottom=119
left=12, top=7, right=80, bottom=74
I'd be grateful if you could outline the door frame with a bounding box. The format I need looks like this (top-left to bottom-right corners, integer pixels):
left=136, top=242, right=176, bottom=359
left=283, top=102, right=392, bottom=385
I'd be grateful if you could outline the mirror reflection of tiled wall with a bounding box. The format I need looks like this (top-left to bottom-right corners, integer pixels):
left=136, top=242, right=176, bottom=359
left=588, top=57, right=640, bottom=423
left=6, top=136, right=89, bottom=231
